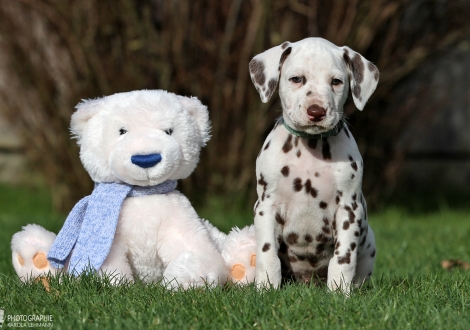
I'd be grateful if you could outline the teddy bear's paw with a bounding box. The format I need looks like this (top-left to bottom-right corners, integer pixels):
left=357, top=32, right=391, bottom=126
left=222, top=225, right=257, bottom=284
left=11, top=224, right=59, bottom=281
left=163, top=251, right=226, bottom=290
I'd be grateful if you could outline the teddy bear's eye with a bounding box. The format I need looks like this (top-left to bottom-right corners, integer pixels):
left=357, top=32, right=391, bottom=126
left=119, top=128, right=127, bottom=135
left=165, top=128, right=173, bottom=136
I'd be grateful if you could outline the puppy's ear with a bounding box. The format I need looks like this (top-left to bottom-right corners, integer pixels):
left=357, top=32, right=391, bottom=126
left=70, top=98, right=102, bottom=142
left=177, top=95, right=211, bottom=146
left=249, top=42, right=292, bottom=103
left=341, top=46, right=379, bottom=111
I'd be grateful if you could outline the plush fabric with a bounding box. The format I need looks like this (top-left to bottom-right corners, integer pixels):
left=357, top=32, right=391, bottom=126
left=47, top=180, right=176, bottom=275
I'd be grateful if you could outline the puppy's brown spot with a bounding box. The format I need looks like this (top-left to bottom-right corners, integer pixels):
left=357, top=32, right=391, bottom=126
left=282, top=135, right=293, bottom=153
left=350, top=242, right=357, bottom=251
left=293, top=178, right=303, bottom=192
left=275, top=212, right=286, bottom=226
left=307, top=254, right=319, bottom=267
left=259, top=211, right=264, bottom=216
left=267, top=78, right=277, bottom=97
left=262, top=243, right=271, bottom=252
left=264, top=140, right=271, bottom=150
left=249, top=59, right=266, bottom=86
left=345, top=205, right=356, bottom=224
left=316, top=233, right=329, bottom=243
left=338, top=250, right=351, bottom=265
left=351, top=162, right=358, bottom=171
left=308, top=139, right=317, bottom=150
left=258, top=173, right=268, bottom=201
left=352, top=53, right=365, bottom=84
left=343, top=221, right=350, bottom=230
left=279, top=47, right=292, bottom=68
left=281, top=166, right=290, bottom=177
left=286, top=232, right=299, bottom=245
left=305, top=234, right=313, bottom=243
left=319, top=201, right=328, bottom=209
left=315, top=172, right=320, bottom=177
left=304, top=179, right=318, bottom=198
left=296, top=150, right=301, bottom=158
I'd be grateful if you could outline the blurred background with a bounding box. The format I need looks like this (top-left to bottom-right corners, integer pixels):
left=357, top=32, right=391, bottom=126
left=1, top=0, right=470, bottom=213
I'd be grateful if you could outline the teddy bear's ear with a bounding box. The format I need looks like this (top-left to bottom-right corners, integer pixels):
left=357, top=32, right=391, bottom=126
left=177, top=96, right=211, bottom=146
left=70, top=98, right=102, bottom=142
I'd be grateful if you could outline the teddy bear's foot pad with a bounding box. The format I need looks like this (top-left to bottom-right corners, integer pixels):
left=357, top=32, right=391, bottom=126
left=32, top=252, right=49, bottom=269
left=231, top=264, right=246, bottom=281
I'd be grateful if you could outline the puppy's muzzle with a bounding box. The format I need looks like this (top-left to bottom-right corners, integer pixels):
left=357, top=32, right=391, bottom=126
left=307, top=105, right=326, bottom=122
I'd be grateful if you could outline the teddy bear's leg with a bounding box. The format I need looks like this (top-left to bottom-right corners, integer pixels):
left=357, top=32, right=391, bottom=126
left=11, top=224, right=60, bottom=281
left=222, top=225, right=257, bottom=284
left=99, top=235, right=134, bottom=285
left=202, top=219, right=227, bottom=252
left=162, top=251, right=227, bottom=290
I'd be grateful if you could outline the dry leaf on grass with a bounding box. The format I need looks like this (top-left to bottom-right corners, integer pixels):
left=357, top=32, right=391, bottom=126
left=441, top=259, right=470, bottom=271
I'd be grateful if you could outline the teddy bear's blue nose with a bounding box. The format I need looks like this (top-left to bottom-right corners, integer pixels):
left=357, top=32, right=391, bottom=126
left=131, top=153, right=162, bottom=168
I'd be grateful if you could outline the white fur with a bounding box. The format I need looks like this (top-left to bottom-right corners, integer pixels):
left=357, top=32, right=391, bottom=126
left=11, top=90, right=228, bottom=288
left=202, top=220, right=257, bottom=284
left=249, top=38, right=378, bottom=293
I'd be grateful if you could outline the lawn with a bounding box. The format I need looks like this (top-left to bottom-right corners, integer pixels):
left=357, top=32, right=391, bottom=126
left=0, top=184, right=469, bottom=329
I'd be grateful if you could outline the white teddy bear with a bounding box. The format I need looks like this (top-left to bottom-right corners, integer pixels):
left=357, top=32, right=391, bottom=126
left=11, top=90, right=256, bottom=288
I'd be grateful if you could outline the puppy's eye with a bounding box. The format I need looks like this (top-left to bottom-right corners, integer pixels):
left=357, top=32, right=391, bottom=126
left=332, top=78, right=343, bottom=86
left=119, top=128, right=127, bottom=135
left=165, top=128, right=173, bottom=136
left=289, top=76, right=303, bottom=84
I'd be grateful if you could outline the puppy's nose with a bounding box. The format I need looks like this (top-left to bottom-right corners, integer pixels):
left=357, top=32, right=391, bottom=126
left=131, top=153, right=162, bottom=168
left=307, top=105, right=326, bottom=122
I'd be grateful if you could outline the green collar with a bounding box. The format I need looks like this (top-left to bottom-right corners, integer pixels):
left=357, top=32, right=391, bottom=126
left=282, top=118, right=344, bottom=140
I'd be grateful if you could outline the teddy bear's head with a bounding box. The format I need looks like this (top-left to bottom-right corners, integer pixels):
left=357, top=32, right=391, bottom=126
left=70, top=90, right=210, bottom=186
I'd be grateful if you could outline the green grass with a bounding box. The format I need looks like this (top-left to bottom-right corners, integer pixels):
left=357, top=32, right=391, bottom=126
left=0, top=184, right=469, bottom=329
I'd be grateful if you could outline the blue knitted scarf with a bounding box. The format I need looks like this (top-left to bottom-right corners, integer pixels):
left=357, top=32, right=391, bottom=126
left=47, top=180, right=177, bottom=275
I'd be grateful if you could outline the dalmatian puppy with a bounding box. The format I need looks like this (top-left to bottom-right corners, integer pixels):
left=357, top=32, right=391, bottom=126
left=249, top=38, right=378, bottom=293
